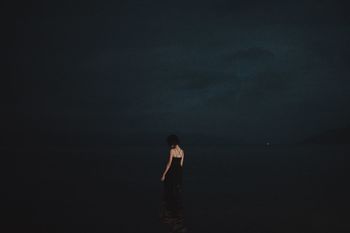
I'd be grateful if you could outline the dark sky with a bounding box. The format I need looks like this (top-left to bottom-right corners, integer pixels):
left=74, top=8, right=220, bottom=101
left=12, top=0, right=350, bottom=145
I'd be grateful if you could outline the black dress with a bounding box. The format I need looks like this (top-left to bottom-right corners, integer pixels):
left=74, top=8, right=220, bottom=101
left=160, top=154, right=187, bottom=230
left=163, top=157, right=183, bottom=202
left=164, top=157, right=182, bottom=200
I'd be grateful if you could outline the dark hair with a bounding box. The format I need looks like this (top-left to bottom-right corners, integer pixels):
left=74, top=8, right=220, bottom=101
left=166, top=134, right=180, bottom=148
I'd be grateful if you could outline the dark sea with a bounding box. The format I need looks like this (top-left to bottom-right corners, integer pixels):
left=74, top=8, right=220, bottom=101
left=6, top=144, right=350, bottom=233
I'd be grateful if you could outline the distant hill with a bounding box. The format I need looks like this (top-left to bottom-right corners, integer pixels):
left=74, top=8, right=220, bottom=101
left=300, top=127, right=350, bottom=144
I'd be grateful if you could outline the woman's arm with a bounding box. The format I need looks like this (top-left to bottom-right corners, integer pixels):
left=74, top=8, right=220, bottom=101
left=162, top=150, right=174, bottom=178
left=180, top=150, right=184, bottom=167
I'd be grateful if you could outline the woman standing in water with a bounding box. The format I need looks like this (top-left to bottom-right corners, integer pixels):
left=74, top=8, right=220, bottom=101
left=160, top=134, right=187, bottom=232
left=161, top=134, right=184, bottom=199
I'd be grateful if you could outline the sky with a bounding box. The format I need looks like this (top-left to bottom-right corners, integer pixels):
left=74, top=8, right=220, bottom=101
left=11, top=0, right=350, bottom=145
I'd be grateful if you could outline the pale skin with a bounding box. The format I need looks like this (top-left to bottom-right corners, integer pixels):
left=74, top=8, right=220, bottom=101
left=161, top=144, right=184, bottom=182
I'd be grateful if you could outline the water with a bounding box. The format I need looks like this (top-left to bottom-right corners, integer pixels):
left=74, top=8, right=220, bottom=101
left=6, top=144, right=350, bottom=233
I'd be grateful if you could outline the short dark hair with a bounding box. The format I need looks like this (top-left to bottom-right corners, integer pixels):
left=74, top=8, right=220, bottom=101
left=166, top=134, right=180, bottom=148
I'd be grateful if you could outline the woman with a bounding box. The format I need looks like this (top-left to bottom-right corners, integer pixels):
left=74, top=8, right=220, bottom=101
left=160, top=134, right=187, bottom=231
left=161, top=134, right=184, bottom=199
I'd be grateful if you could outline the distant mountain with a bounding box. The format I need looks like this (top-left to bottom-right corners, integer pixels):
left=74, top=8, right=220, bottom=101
left=300, top=127, right=350, bottom=144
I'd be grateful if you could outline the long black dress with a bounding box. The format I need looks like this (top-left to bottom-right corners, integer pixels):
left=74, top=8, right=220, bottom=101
left=163, top=157, right=183, bottom=201
left=160, top=155, right=187, bottom=231
left=163, top=157, right=182, bottom=217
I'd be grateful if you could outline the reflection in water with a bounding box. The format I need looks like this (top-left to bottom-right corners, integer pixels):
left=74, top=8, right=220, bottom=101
left=160, top=185, right=188, bottom=232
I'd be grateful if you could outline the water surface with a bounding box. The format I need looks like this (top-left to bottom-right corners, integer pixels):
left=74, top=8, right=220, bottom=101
left=7, top=144, right=350, bottom=232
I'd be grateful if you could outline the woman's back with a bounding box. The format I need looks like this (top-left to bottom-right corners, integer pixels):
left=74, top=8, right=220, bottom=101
left=172, top=147, right=183, bottom=158
left=164, top=148, right=183, bottom=193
